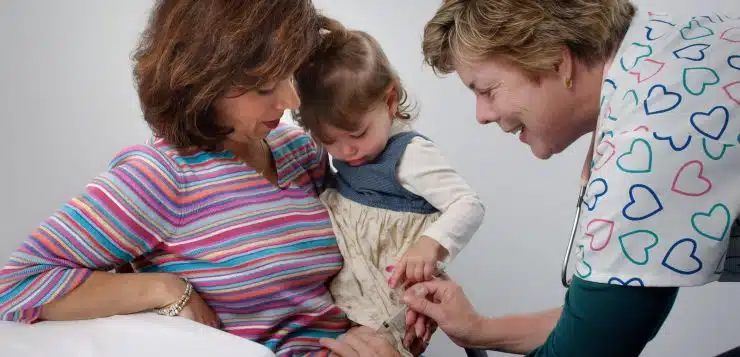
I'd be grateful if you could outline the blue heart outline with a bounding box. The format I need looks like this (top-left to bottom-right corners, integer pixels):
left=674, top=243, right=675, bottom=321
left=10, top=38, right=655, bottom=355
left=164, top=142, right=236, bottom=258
left=653, top=132, right=692, bottom=151
left=645, top=26, right=659, bottom=41
left=673, top=43, right=711, bottom=61
left=585, top=178, right=608, bottom=211
left=608, top=277, right=645, bottom=286
left=662, top=238, right=704, bottom=275
left=645, top=19, right=675, bottom=41
left=622, top=184, right=663, bottom=221
left=604, top=78, right=617, bottom=90
left=690, top=105, right=729, bottom=140
left=729, top=55, right=740, bottom=70
left=644, top=84, right=682, bottom=115
left=651, top=19, right=676, bottom=26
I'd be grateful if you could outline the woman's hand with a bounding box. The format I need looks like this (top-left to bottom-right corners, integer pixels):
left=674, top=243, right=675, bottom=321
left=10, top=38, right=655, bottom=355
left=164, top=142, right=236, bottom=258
left=178, top=291, right=221, bottom=328
left=159, top=274, right=221, bottom=328
left=403, top=312, right=435, bottom=349
left=319, top=326, right=402, bottom=357
left=401, top=280, right=485, bottom=348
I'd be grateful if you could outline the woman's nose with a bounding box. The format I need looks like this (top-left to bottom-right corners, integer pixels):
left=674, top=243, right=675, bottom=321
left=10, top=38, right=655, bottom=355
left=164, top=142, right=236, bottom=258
left=275, top=77, right=300, bottom=111
left=475, top=96, right=498, bottom=124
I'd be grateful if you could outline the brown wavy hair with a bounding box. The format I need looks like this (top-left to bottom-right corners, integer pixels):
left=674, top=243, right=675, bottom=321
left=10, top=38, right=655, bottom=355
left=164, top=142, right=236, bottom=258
left=292, top=18, right=414, bottom=143
left=422, top=0, right=635, bottom=77
left=133, top=0, right=326, bottom=150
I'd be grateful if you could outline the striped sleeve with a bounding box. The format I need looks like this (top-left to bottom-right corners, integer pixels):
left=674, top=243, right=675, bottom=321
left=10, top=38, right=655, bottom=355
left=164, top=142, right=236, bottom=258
left=303, top=349, right=332, bottom=357
left=304, top=135, right=331, bottom=193
left=276, top=125, right=331, bottom=193
left=0, top=145, right=182, bottom=322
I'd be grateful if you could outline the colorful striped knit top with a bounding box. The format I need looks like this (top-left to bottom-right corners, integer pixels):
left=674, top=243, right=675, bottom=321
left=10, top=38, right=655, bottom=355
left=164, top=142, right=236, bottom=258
left=0, top=123, right=349, bottom=356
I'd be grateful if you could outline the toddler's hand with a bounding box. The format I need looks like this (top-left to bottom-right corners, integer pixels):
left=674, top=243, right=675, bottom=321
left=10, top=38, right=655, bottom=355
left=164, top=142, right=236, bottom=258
left=389, top=237, right=447, bottom=289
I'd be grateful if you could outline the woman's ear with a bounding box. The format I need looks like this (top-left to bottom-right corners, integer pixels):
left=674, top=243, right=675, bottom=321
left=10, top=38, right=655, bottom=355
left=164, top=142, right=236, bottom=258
left=555, top=46, right=575, bottom=85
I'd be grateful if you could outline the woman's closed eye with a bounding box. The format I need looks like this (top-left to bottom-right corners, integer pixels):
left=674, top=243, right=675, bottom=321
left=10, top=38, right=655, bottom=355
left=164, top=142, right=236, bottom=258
left=256, top=86, right=276, bottom=96
left=478, top=86, right=497, bottom=99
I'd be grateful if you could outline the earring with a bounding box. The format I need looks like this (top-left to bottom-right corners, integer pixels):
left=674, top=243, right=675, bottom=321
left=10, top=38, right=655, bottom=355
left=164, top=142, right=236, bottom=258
left=565, top=77, right=573, bottom=89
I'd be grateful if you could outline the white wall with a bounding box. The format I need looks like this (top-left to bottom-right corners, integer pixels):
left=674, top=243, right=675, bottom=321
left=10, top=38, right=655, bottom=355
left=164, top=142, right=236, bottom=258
left=0, top=1, right=737, bottom=356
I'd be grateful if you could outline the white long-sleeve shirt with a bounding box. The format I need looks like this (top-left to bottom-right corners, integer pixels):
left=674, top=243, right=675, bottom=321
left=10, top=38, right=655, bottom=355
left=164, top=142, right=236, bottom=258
left=392, top=120, right=485, bottom=260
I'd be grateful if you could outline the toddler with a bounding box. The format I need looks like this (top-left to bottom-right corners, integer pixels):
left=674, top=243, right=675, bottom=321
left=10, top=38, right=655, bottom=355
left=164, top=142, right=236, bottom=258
left=293, top=21, right=485, bottom=356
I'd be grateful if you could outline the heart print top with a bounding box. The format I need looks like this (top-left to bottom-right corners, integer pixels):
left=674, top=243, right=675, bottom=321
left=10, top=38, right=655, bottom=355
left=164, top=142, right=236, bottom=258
left=576, top=9, right=740, bottom=287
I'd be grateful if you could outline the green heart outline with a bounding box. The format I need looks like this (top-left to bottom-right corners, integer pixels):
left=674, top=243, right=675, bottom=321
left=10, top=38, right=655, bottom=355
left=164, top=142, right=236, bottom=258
left=619, top=229, right=659, bottom=265
left=617, top=138, right=653, bottom=173
left=691, top=203, right=731, bottom=241
left=682, top=67, right=720, bottom=96
left=680, top=19, right=715, bottom=41
left=620, top=42, right=653, bottom=72
left=575, top=244, right=592, bottom=279
left=702, top=137, right=735, bottom=160
left=623, top=89, right=639, bottom=107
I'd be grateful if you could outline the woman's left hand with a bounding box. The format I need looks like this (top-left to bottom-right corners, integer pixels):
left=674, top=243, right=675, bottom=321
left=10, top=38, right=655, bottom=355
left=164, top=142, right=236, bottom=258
left=403, top=312, right=435, bottom=350
left=320, top=326, right=403, bottom=357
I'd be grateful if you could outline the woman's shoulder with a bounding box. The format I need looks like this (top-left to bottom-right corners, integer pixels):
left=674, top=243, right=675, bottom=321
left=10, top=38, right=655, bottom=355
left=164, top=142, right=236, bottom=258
left=108, top=137, right=238, bottom=180
left=109, top=138, right=179, bottom=171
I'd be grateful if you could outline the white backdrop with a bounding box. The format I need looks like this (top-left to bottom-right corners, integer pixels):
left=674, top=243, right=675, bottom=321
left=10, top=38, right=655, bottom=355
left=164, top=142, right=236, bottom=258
left=0, top=1, right=737, bottom=356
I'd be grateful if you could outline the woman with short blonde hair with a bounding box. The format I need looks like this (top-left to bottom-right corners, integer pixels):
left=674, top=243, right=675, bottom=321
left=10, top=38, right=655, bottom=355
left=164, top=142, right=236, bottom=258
left=398, top=0, right=740, bottom=356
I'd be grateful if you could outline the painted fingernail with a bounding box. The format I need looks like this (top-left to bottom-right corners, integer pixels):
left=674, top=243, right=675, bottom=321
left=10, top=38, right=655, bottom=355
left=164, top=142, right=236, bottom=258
left=385, top=265, right=394, bottom=272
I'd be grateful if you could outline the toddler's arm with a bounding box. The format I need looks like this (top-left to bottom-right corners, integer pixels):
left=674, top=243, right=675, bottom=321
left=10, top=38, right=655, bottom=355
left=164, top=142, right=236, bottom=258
left=397, top=136, right=485, bottom=260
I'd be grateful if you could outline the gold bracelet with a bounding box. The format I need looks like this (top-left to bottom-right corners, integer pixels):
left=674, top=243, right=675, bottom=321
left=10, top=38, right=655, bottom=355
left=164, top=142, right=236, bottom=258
left=153, top=276, right=193, bottom=316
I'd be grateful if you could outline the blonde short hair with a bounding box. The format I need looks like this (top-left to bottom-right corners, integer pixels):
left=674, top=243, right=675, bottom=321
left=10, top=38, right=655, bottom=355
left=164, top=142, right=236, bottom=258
left=422, top=0, right=636, bottom=76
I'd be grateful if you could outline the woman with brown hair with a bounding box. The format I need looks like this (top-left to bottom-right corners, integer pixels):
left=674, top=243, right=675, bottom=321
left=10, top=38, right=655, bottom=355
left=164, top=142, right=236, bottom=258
left=392, top=0, right=739, bottom=356
left=0, top=1, right=409, bottom=356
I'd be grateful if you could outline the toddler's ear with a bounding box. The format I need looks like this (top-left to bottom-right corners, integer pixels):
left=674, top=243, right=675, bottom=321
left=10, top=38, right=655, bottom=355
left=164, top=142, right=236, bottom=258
left=385, top=83, right=400, bottom=119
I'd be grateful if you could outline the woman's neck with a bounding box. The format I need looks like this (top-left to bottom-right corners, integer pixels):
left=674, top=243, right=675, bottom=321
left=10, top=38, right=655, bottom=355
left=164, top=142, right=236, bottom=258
left=569, top=60, right=610, bottom=137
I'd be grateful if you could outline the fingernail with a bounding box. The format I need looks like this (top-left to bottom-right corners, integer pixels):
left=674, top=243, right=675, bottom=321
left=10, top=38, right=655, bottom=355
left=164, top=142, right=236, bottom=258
left=385, top=265, right=394, bottom=272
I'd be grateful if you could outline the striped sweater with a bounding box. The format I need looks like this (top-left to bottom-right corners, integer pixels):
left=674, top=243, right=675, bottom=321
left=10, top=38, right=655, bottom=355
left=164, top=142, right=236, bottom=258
left=0, top=123, right=349, bottom=356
